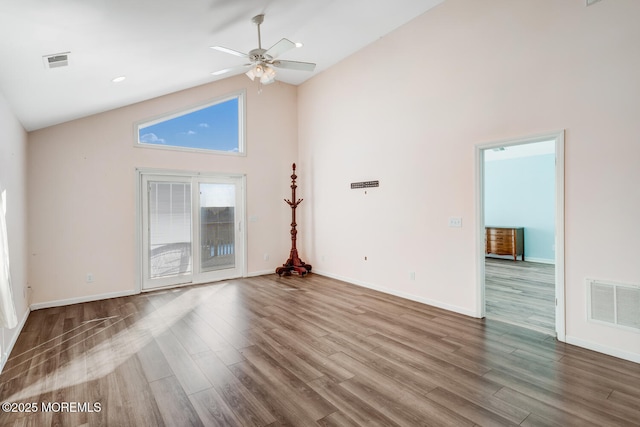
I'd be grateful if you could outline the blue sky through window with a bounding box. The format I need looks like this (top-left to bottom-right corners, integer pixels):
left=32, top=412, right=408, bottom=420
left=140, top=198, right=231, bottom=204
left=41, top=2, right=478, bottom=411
left=139, top=96, right=240, bottom=152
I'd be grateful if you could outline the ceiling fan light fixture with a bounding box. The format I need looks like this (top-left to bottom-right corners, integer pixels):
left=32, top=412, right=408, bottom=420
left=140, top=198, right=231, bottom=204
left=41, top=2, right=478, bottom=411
left=212, top=14, right=315, bottom=86
left=246, top=63, right=276, bottom=83
left=260, top=66, right=276, bottom=84
left=260, top=75, right=274, bottom=85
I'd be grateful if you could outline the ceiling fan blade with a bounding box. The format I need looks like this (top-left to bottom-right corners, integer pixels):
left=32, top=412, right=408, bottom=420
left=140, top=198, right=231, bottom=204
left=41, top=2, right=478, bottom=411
left=272, top=60, right=316, bottom=72
left=211, top=64, right=251, bottom=76
left=265, top=38, right=296, bottom=58
left=210, top=46, right=249, bottom=58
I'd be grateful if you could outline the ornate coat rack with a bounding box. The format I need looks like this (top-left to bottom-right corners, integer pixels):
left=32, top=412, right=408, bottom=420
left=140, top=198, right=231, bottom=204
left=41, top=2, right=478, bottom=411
left=276, top=163, right=312, bottom=277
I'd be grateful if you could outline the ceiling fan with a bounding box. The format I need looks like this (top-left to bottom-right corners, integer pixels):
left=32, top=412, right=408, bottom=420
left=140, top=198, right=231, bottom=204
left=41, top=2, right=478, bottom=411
left=210, top=14, right=316, bottom=85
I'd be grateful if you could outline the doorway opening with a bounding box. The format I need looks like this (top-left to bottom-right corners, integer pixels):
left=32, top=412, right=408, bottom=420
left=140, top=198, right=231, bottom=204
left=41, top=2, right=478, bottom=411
left=137, top=170, right=246, bottom=292
left=475, top=131, right=565, bottom=341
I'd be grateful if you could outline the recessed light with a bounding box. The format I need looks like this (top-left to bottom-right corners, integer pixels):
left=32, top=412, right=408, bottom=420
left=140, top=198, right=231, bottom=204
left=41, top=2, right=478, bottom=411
left=295, top=42, right=304, bottom=48
left=112, top=76, right=126, bottom=83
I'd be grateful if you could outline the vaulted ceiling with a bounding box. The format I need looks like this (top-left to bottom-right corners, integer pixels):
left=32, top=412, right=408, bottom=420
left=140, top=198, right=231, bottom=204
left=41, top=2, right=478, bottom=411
left=0, top=0, right=444, bottom=131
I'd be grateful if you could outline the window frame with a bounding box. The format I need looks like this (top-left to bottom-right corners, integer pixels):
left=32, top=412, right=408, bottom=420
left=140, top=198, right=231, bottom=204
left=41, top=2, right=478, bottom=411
left=134, top=90, right=246, bottom=156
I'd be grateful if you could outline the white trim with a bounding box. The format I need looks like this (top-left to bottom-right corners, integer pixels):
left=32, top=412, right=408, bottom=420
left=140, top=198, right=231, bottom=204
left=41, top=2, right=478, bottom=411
left=139, top=279, right=208, bottom=293
left=555, top=132, right=566, bottom=342
left=133, top=143, right=246, bottom=157
left=314, top=270, right=477, bottom=318
left=247, top=269, right=274, bottom=277
left=520, top=256, right=555, bottom=265
left=484, top=254, right=525, bottom=261
left=134, top=89, right=246, bottom=156
left=134, top=168, right=142, bottom=294
left=0, top=308, right=29, bottom=374
left=136, top=168, right=247, bottom=292
left=485, top=254, right=555, bottom=264
left=29, top=289, right=137, bottom=311
left=475, top=148, right=486, bottom=318
left=475, top=130, right=566, bottom=341
left=565, top=335, right=640, bottom=364
left=240, top=175, right=248, bottom=279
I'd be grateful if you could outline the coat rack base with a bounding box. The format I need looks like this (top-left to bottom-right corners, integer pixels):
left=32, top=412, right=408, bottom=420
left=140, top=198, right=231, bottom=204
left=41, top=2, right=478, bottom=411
left=275, top=263, right=312, bottom=277
left=276, top=249, right=312, bottom=276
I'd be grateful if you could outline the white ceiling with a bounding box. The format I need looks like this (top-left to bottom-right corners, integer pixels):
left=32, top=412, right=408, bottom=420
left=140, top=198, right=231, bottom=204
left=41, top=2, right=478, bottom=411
left=0, top=0, right=444, bottom=131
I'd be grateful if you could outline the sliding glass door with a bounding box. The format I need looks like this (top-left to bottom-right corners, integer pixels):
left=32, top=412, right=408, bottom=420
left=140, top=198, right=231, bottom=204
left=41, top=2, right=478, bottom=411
left=199, top=182, right=237, bottom=273
left=141, top=172, right=244, bottom=290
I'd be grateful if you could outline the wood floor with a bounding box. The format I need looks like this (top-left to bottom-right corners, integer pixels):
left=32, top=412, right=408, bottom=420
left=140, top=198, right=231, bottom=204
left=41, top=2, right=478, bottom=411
left=485, top=259, right=555, bottom=334
left=1, top=273, right=639, bottom=426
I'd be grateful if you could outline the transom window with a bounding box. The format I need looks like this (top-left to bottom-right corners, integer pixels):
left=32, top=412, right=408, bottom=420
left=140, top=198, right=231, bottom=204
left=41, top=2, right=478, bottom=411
left=136, top=91, right=245, bottom=155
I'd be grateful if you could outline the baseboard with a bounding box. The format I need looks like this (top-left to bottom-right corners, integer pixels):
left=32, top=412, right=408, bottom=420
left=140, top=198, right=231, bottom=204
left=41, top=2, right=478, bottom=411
left=523, top=257, right=555, bottom=265
left=0, top=308, right=30, bottom=374
left=246, top=269, right=274, bottom=277
left=313, top=270, right=477, bottom=318
left=30, top=289, right=137, bottom=311
left=565, top=335, right=640, bottom=364
left=30, top=272, right=276, bottom=310
left=485, top=255, right=554, bottom=264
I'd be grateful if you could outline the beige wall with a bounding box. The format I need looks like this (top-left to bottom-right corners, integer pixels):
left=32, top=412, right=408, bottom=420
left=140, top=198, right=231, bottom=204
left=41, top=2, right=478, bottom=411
left=28, top=75, right=298, bottom=304
left=298, top=0, right=640, bottom=359
left=0, top=92, right=29, bottom=368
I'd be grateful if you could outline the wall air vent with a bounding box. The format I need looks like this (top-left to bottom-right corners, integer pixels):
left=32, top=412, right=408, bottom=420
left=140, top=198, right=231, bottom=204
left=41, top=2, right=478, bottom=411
left=587, top=278, right=640, bottom=332
left=43, top=52, right=70, bottom=69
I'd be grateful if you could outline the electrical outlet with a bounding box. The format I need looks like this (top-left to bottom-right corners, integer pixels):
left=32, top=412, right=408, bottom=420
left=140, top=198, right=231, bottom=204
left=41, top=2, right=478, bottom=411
left=448, top=217, right=462, bottom=228
left=409, top=271, right=415, bottom=280
left=263, top=253, right=269, bottom=261
left=86, top=273, right=94, bottom=283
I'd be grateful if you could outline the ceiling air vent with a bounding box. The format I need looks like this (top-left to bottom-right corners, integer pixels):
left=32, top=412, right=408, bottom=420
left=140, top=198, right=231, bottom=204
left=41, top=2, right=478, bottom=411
left=43, top=52, right=70, bottom=69
left=586, top=0, right=602, bottom=6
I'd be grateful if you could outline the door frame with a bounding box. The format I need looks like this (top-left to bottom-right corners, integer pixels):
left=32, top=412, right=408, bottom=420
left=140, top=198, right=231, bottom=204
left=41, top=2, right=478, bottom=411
left=135, top=168, right=247, bottom=293
left=474, top=130, right=565, bottom=341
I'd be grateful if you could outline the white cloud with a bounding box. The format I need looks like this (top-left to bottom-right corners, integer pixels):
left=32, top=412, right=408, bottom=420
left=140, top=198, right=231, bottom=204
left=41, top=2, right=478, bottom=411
left=199, top=123, right=210, bottom=128
left=140, top=133, right=165, bottom=144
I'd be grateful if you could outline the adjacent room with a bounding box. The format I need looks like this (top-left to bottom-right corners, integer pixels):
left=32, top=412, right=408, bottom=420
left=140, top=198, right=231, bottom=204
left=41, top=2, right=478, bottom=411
left=483, top=140, right=557, bottom=334
left=1, top=0, right=639, bottom=425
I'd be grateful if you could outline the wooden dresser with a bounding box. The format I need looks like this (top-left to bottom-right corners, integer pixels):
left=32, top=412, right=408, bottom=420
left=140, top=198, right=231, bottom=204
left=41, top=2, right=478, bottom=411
left=485, top=227, right=524, bottom=261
